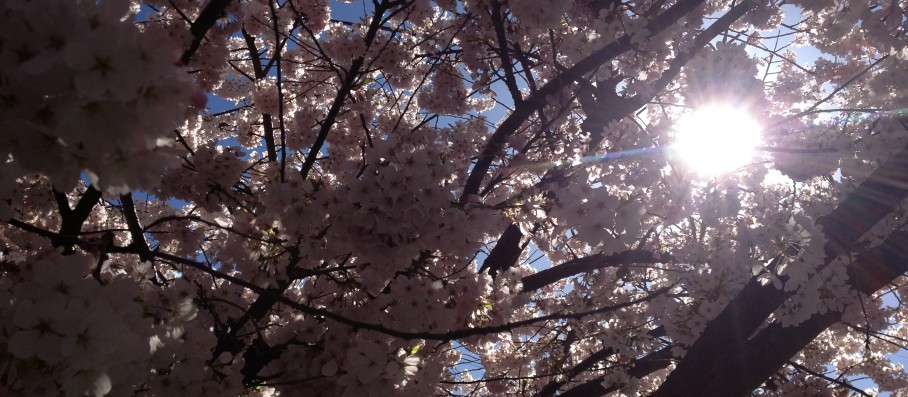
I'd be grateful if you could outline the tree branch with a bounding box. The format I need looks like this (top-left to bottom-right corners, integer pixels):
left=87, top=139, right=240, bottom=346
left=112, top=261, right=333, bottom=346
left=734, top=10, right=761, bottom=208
left=119, top=193, right=153, bottom=262
left=788, top=361, right=873, bottom=397
left=817, top=141, right=908, bottom=259
left=489, top=0, right=523, bottom=105
left=6, top=216, right=675, bottom=343
left=182, top=0, right=233, bottom=65
left=478, top=223, right=524, bottom=278
left=53, top=186, right=102, bottom=253
left=535, top=326, right=666, bottom=397
left=556, top=346, right=675, bottom=397
left=521, top=249, right=670, bottom=292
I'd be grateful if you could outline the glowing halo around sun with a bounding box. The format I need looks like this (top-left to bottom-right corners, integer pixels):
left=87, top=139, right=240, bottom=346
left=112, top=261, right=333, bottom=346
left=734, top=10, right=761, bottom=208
left=672, top=106, right=763, bottom=174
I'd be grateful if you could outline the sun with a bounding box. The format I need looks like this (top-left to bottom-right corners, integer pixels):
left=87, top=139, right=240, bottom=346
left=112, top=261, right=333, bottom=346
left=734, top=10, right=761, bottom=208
left=672, top=106, right=763, bottom=174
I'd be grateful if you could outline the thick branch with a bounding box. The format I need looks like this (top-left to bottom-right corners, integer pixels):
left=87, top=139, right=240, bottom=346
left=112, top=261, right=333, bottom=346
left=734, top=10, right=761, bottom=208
left=53, top=186, right=102, bottom=253
left=817, top=141, right=908, bottom=259
left=478, top=223, right=524, bottom=278
left=650, top=141, right=908, bottom=396
left=262, top=113, right=278, bottom=162
left=119, top=193, right=153, bottom=261
left=182, top=0, right=233, bottom=65
left=668, top=231, right=908, bottom=397
left=521, top=249, right=669, bottom=292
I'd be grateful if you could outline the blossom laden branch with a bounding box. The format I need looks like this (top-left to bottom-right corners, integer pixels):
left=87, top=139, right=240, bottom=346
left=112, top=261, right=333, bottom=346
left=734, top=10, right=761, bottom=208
left=132, top=245, right=672, bottom=341
left=299, top=0, right=404, bottom=181
left=534, top=326, right=667, bottom=397
left=787, top=361, right=873, bottom=397
left=4, top=216, right=670, bottom=343
left=460, top=0, right=709, bottom=202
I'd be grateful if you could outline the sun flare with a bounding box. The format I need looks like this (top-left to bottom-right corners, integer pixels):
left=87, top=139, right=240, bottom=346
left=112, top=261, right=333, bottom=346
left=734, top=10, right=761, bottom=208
left=672, top=106, right=762, bottom=174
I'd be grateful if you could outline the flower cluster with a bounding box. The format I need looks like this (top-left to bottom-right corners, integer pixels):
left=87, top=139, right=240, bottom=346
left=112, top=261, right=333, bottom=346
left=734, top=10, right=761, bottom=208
left=2, top=0, right=908, bottom=396
left=1, top=254, right=142, bottom=395
left=682, top=42, right=763, bottom=108
left=0, top=0, right=203, bottom=193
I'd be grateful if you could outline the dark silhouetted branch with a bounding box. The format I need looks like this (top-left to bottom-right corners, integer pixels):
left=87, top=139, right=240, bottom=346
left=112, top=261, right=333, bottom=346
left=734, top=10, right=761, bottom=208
left=182, top=0, right=233, bottom=65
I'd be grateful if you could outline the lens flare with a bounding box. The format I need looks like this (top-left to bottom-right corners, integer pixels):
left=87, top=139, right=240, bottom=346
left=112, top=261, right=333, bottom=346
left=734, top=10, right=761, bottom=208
left=672, top=106, right=762, bottom=174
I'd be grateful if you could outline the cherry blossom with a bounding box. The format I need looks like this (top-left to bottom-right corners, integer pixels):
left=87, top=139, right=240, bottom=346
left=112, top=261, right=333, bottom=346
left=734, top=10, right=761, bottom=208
left=2, top=0, right=908, bottom=396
